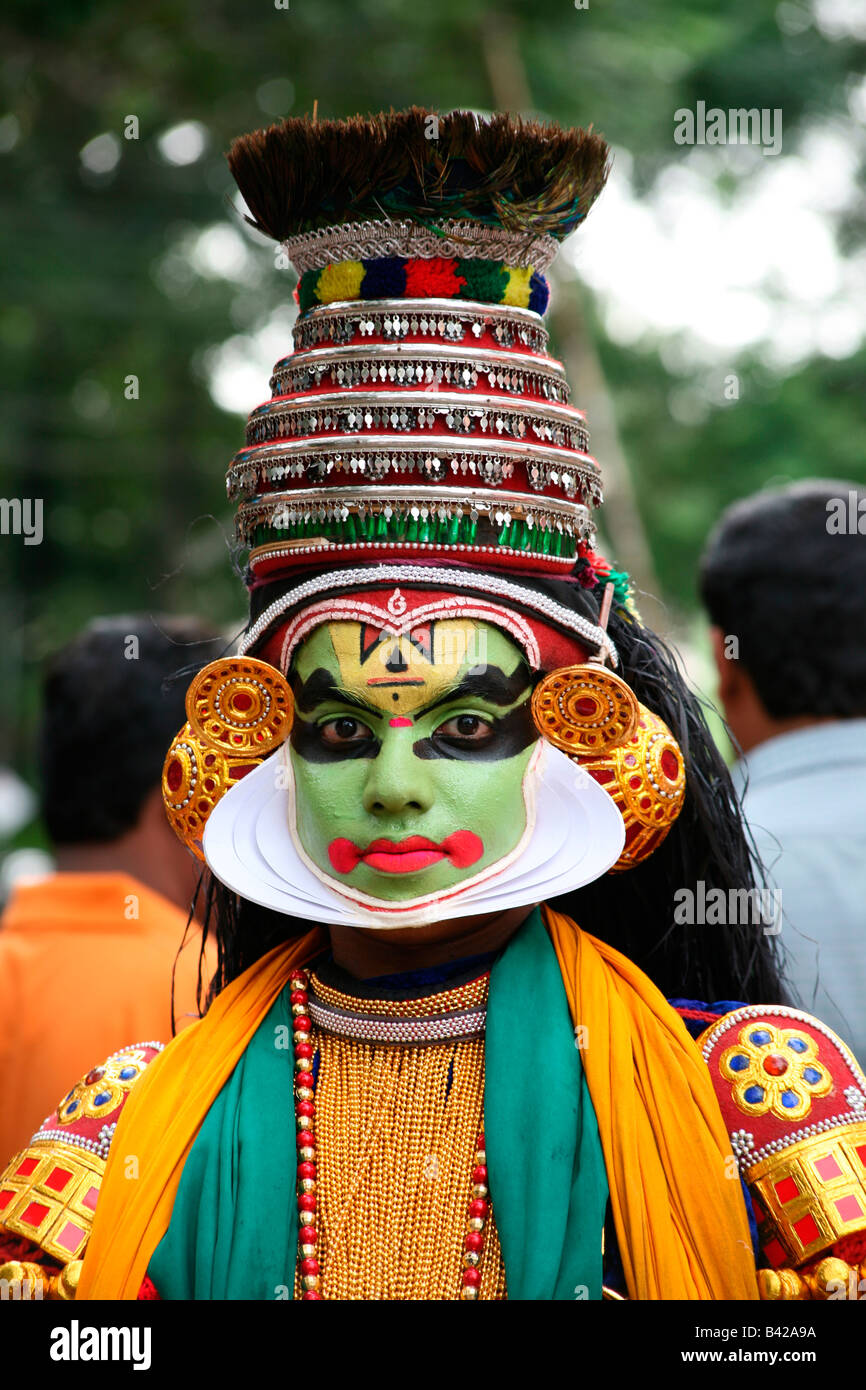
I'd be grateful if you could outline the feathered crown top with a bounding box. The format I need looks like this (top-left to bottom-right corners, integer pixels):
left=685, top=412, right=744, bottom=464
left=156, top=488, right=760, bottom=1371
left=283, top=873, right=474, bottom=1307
left=228, top=106, right=610, bottom=244
left=224, top=107, right=614, bottom=590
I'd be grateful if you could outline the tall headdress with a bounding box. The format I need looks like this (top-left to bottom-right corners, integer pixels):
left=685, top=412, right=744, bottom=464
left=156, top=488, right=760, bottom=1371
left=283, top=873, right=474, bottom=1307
left=226, top=108, right=608, bottom=586
left=163, top=108, right=685, bottom=906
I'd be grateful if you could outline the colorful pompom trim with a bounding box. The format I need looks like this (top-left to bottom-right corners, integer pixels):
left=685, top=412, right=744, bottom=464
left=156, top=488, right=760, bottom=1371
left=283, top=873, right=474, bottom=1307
left=298, top=256, right=550, bottom=316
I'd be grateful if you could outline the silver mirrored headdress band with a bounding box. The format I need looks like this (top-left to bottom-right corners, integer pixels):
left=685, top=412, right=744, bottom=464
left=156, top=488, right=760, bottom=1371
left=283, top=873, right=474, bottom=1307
left=282, top=218, right=560, bottom=277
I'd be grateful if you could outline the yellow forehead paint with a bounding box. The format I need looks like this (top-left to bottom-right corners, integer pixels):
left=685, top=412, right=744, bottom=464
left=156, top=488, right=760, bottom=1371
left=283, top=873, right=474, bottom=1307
left=327, top=619, right=489, bottom=716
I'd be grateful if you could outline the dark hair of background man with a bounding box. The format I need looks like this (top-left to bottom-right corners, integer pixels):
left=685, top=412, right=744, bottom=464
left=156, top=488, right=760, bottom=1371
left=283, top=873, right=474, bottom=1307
left=699, top=480, right=866, bottom=721
left=40, top=615, right=225, bottom=845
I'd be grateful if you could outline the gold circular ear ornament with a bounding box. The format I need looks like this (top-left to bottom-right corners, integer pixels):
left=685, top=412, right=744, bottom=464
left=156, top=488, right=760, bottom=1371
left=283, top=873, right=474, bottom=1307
left=185, top=657, right=293, bottom=755
left=578, top=705, right=686, bottom=871
left=530, top=663, right=641, bottom=757
left=531, top=663, right=685, bottom=871
left=163, top=657, right=293, bottom=860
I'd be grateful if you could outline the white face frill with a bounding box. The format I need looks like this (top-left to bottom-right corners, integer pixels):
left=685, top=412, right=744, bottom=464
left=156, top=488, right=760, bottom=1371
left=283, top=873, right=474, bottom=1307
left=203, top=739, right=625, bottom=930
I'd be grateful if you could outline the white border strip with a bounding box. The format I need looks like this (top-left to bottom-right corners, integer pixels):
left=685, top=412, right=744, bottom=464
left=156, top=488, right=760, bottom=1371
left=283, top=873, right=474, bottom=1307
left=241, top=563, right=618, bottom=667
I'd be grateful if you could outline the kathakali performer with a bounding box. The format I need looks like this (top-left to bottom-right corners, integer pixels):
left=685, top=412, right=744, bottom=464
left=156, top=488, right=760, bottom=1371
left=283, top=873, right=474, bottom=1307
left=3, top=109, right=866, bottom=1302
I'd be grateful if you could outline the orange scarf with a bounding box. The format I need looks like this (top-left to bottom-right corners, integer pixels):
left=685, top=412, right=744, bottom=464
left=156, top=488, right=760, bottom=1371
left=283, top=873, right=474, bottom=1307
left=77, top=927, right=325, bottom=1301
left=77, top=912, right=757, bottom=1300
left=543, top=906, right=757, bottom=1299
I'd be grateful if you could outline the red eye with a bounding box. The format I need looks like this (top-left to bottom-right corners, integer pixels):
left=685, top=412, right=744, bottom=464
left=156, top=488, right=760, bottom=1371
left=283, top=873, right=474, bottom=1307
left=320, top=717, right=373, bottom=746
left=435, top=714, right=493, bottom=742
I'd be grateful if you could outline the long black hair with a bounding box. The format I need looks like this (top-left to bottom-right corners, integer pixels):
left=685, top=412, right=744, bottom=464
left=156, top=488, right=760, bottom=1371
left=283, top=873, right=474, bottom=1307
left=194, top=569, right=785, bottom=1010
left=547, top=595, right=785, bottom=1003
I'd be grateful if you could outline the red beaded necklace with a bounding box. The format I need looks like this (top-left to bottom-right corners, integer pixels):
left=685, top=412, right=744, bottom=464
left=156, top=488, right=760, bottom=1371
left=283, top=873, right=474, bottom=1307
left=289, top=968, right=491, bottom=1300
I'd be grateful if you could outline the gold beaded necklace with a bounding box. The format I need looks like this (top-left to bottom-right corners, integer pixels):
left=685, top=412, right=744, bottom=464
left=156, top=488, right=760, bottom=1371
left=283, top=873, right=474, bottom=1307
left=289, top=967, right=505, bottom=1300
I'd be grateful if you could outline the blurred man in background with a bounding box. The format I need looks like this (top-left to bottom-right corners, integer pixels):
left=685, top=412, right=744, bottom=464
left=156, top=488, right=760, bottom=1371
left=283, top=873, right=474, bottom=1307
left=700, top=480, right=866, bottom=1065
left=0, top=615, right=223, bottom=1157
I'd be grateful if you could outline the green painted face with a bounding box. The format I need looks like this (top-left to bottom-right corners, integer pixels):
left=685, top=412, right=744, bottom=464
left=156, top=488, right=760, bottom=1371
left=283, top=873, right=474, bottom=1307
left=287, top=618, right=538, bottom=903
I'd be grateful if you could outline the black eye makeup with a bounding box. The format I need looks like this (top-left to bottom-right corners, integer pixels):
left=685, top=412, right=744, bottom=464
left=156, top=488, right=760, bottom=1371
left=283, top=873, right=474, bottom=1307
left=319, top=716, right=376, bottom=747
left=291, top=712, right=381, bottom=762
left=432, top=713, right=495, bottom=745
left=414, top=699, right=536, bottom=762
left=289, top=686, right=537, bottom=765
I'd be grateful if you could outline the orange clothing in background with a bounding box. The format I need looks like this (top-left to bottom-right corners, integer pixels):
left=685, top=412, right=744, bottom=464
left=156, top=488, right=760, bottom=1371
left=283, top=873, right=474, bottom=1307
left=0, top=872, right=213, bottom=1161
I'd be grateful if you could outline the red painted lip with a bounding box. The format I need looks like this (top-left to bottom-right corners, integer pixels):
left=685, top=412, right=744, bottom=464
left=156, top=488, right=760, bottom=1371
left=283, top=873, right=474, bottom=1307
left=328, top=830, right=484, bottom=875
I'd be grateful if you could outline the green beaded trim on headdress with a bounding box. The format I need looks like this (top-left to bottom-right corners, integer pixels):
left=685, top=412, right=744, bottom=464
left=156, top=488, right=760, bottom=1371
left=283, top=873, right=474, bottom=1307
left=247, top=510, right=578, bottom=560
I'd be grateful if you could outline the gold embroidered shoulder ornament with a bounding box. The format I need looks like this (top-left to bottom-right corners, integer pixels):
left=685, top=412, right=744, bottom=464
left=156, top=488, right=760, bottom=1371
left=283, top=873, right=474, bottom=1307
left=0, top=1043, right=162, bottom=1299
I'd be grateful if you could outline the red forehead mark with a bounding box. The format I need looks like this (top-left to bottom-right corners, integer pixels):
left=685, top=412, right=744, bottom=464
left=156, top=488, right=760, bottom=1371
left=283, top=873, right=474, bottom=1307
left=389, top=717, right=413, bottom=728
left=359, top=621, right=433, bottom=665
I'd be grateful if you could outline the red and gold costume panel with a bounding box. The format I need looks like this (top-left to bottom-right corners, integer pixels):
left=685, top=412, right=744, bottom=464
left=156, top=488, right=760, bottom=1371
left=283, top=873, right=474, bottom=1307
left=0, top=1043, right=162, bottom=1299
left=701, top=1006, right=866, bottom=1299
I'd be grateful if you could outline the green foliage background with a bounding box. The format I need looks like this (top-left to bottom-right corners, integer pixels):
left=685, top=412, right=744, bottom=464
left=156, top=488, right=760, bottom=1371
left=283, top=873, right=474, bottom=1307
left=1, top=0, right=864, bottom=825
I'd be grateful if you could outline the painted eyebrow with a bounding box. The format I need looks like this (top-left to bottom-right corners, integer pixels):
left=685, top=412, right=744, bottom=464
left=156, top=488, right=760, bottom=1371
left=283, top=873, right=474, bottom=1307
left=291, top=661, right=531, bottom=720
left=413, top=664, right=532, bottom=719
left=290, top=668, right=384, bottom=719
